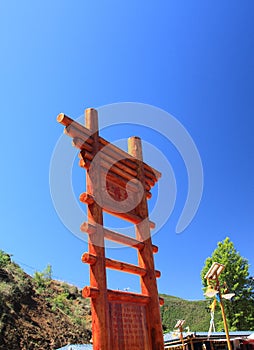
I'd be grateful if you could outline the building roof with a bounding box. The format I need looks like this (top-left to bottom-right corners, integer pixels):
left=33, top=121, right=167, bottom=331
left=56, top=345, right=93, bottom=350
left=57, top=331, right=253, bottom=349
left=164, top=331, right=252, bottom=343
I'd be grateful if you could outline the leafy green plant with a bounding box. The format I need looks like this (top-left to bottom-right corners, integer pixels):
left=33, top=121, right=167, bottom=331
left=51, top=292, right=69, bottom=312
left=0, top=250, right=11, bottom=268
left=34, top=264, right=52, bottom=293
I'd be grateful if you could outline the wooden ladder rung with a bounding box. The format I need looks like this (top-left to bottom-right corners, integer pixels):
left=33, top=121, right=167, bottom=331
left=106, top=257, right=161, bottom=278
left=81, top=253, right=161, bottom=278
left=82, top=286, right=164, bottom=306
left=80, top=222, right=158, bottom=253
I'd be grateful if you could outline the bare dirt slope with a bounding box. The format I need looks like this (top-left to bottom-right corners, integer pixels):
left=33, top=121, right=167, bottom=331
left=0, top=251, right=91, bottom=350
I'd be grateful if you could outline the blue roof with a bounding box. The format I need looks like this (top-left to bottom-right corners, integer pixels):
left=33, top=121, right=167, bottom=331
left=164, top=331, right=252, bottom=343
left=56, top=345, right=93, bottom=350
left=57, top=332, right=253, bottom=348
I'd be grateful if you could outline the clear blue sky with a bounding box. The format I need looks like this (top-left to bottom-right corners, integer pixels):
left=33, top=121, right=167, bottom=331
left=1, top=1, right=253, bottom=300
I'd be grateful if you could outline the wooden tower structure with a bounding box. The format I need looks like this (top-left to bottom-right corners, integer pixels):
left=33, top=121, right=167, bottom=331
left=57, top=108, right=164, bottom=350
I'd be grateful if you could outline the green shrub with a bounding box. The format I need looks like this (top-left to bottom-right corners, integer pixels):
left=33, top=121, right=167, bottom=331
left=51, top=292, right=69, bottom=312
left=0, top=250, right=11, bottom=268
left=34, top=264, right=52, bottom=292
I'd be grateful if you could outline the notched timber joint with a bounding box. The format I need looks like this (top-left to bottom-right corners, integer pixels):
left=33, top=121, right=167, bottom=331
left=82, top=286, right=99, bottom=299
left=81, top=252, right=97, bottom=265
left=80, top=192, right=95, bottom=205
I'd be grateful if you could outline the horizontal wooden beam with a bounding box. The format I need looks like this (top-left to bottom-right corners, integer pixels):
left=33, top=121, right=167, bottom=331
left=103, top=206, right=155, bottom=229
left=107, top=257, right=160, bottom=278
left=82, top=286, right=164, bottom=306
left=57, top=113, right=161, bottom=182
left=105, top=257, right=147, bottom=276
left=72, top=137, right=93, bottom=153
left=81, top=252, right=97, bottom=265
left=82, top=286, right=100, bottom=299
left=79, top=196, right=155, bottom=229
left=155, top=270, right=161, bottom=278
left=64, top=124, right=93, bottom=145
left=79, top=158, right=152, bottom=196
left=79, top=150, right=152, bottom=191
left=159, top=297, right=164, bottom=306
left=79, top=192, right=95, bottom=205
left=108, top=289, right=150, bottom=304
left=81, top=253, right=161, bottom=278
left=80, top=222, right=158, bottom=253
left=99, top=136, right=161, bottom=180
left=104, top=228, right=144, bottom=250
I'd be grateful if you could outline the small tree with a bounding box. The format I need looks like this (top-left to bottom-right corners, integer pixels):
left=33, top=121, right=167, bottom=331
left=0, top=250, right=11, bottom=268
left=201, top=237, right=254, bottom=331
left=34, top=264, right=52, bottom=292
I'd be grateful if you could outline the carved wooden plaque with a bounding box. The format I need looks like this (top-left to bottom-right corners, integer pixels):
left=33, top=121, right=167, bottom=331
left=109, top=301, right=150, bottom=350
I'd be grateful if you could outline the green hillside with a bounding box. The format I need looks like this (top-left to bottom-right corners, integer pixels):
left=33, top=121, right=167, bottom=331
left=160, top=294, right=219, bottom=332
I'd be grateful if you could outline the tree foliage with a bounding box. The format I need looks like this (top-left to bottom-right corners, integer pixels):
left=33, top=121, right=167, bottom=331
left=0, top=250, right=12, bottom=268
left=34, top=264, right=52, bottom=293
left=201, top=237, right=254, bottom=331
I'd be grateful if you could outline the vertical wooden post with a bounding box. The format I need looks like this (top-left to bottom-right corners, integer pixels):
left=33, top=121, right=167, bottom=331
left=85, top=108, right=110, bottom=350
left=128, top=136, right=164, bottom=350
left=216, top=275, right=232, bottom=350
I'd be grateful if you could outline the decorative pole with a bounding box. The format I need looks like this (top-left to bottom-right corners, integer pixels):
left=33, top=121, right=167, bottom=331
left=85, top=108, right=110, bottom=349
left=128, top=136, right=164, bottom=349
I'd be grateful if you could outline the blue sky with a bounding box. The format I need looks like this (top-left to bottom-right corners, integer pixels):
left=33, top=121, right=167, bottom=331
left=1, top=1, right=254, bottom=300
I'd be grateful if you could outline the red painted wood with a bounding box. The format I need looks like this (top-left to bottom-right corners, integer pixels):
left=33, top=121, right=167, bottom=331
left=85, top=108, right=110, bottom=350
left=128, top=136, right=165, bottom=350
left=57, top=109, right=164, bottom=350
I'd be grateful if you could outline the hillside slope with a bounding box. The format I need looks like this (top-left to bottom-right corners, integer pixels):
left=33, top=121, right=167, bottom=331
left=160, top=294, right=215, bottom=332
left=0, top=250, right=91, bottom=350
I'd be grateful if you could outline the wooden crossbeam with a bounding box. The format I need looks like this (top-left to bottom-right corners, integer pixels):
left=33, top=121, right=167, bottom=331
left=79, top=149, right=153, bottom=190
left=78, top=156, right=152, bottom=196
left=80, top=222, right=158, bottom=253
left=79, top=192, right=155, bottom=227
left=57, top=113, right=161, bottom=182
left=82, top=252, right=161, bottom=278
left=82, top=287, right=164, bottom=306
